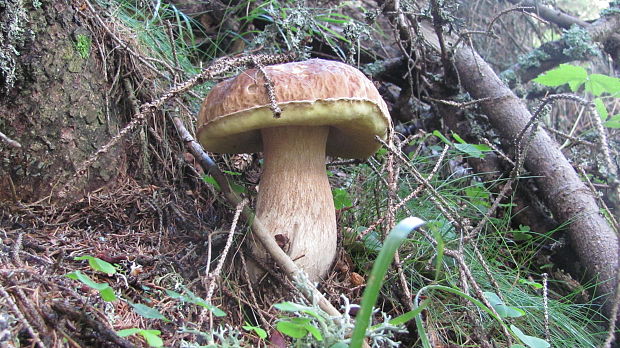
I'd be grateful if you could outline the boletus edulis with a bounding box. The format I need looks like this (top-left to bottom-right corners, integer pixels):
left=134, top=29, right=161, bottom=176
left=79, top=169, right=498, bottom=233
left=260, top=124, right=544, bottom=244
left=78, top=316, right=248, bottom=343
left=197, top=59, right=391, bottom=282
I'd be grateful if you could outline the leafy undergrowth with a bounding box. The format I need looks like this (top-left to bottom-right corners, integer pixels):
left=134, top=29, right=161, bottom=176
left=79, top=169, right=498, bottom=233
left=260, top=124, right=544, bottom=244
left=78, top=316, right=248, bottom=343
left=1, top=0, right=616, bottom=347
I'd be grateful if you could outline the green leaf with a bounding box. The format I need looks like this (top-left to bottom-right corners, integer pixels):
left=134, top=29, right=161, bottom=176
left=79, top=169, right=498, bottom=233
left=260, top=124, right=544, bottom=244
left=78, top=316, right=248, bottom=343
left=243, top=324, right=268, bottom=339
left=141, top=330, right=163, bottom=348
left=433, top=130, right=453, bottom=146
left=99, top=287, right=118, bottom=302
left=304, top=323, right=323, bottom=341
left=274, top=302, right=307, bottom=312
left=66, top=271, right=117, bottom=302
left=74, top=256, right=116, bottom=275
left=533, top=64, right=587, bottom=91
left=202, top=175, right=221, bottom=191
left=375, top=148, right=387, bottom=158
left=276, top=320, right=308, bottom=339
left=330, top=343, right=349, bottom=348
left=129, top=303, right=169, bottom=321
left=451, top=132, right=468, bottom=144
left=117, top=328, right=141, bottom=337
left=587, top=74, right=620, bottom=96
left=512, top=224, right=533, bottom=241
left=483, top=292, right=525, bottom=318
left=604, top=114, right=620, bottom=128
left=511, top=325, right=550, bottom=348
left=165, top=289, right=182, bottom=299
left=117, top=329, right=163, bottom=348
left=413, top=285, right=511, bottom=348
left=451, top=132, right=491, bottom=158
left=361, top=230, right=383, bottom=252
left=333, top=188, right=353, bottom=209
left=230, top=181, right=248, bottom=194
left=349, top=217, right=426, bottom=348
left=518, top=278, right=543, bottom=289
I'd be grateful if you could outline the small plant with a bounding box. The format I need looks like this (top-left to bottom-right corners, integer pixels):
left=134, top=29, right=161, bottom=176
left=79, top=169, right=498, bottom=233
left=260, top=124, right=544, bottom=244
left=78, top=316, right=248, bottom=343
left=534, top=63, right=620, bottom=128
left=412, top=285, right=550, bottom=348
left=117, top=328, right=164, bottom=348
left=67, top=255, right=226, bottom=347
left=75, top=34, right=91, bottom=59
left=242, top=323, right=267, bottom=339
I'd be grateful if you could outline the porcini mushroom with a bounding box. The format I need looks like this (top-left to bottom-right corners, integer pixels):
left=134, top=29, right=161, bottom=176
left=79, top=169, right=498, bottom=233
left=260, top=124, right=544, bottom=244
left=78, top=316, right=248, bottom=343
left=197, top=59, right=391, bottom=281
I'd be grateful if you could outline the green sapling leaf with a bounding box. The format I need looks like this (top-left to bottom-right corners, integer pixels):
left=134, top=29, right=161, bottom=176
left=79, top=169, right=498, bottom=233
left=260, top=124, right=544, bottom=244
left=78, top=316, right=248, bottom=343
left=604, top=114, right=620, bottom=128
left=533, top=64, right=587, bottom=91
left=511, top=325, right=550, bottom=348
left=129, top=303, right=169, bottom=321
left=333, top=188, right=353, bottom=209
left=483, top=292, right=525, bottom=318
left=66, top=271, right=117, bottom=302
left=141, top=330, right=164, bottom=348
left=243, top=323, right=268, bottom=339
left=274, top=302, right=307, bottom=312
left=276, top=320, right=308, bottom=339
left=74, top=255, right=116, bottom=275
left=587, top=73, right=620, bottom=96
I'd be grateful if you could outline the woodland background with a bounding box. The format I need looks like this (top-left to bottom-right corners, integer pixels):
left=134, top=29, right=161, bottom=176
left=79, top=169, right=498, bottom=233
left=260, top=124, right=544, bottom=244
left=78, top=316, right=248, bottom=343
left=0, top=0, right=619, bottom=347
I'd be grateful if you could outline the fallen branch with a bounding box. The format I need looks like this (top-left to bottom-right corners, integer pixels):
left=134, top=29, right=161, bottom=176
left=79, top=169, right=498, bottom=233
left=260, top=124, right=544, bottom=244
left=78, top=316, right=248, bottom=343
left=420, top=17, right=620, bottom=321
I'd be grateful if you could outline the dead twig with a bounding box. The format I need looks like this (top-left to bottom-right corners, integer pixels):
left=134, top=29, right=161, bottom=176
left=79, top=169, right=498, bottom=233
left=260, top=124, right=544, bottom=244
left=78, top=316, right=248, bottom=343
left=51, top=302, right=134, bottom=348
left=0, top=130, right=21, bottom=148
left=205, top=199, right=248, bottom=302
left=0, top=284, right=46, bottom=348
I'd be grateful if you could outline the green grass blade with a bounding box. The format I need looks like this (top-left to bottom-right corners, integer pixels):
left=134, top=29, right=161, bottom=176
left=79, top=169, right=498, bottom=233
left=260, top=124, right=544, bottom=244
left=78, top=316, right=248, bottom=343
left=349, top=217, right=425, bottom=348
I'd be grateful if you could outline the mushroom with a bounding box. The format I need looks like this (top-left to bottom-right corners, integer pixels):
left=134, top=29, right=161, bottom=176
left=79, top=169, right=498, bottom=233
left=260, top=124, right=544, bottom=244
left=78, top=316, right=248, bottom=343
left=197, top=59, right=391, bottom=282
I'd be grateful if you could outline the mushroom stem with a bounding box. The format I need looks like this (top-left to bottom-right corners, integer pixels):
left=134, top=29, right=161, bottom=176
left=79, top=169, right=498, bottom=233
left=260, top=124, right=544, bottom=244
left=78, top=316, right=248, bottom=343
left=254, top=125, right=337, bottom=281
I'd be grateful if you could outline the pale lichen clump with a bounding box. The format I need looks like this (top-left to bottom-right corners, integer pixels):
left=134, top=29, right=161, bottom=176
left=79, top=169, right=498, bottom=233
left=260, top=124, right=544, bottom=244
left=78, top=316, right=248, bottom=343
left=0, top=0, right=35, bottom=92
left=562, top=25, right=598, bottom=59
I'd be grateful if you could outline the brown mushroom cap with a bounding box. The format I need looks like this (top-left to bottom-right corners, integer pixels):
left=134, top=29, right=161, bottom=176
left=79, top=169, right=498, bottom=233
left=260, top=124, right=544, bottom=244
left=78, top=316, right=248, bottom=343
left=197, top=59, right=391, bottom=159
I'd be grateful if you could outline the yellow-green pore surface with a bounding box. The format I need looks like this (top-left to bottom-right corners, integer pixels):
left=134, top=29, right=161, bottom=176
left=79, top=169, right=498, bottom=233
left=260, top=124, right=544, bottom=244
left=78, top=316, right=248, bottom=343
left=197, top=59, right=391, bottom=159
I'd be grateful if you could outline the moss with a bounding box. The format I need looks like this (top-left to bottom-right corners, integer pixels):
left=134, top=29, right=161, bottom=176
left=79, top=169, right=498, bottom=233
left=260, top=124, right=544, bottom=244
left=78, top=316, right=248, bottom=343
left=75, top=34, right=91, bottom=59
left=0, top=0, right=35, bottom=92
left=561, top=25, right=598, bottom=59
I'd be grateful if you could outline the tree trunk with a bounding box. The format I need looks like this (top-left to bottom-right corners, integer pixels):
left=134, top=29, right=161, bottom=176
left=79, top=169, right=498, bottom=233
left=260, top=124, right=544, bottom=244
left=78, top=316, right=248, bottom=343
left=0, top=0, right=125, bottom=203
left=449, top=30, right=620, bottom=320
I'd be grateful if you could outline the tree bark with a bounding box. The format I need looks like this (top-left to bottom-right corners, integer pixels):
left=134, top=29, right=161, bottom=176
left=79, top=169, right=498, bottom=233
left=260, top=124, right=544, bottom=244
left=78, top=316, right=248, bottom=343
left=444, top=29, right=620, bottom=319
left=0, top=0, right=125, bottom=203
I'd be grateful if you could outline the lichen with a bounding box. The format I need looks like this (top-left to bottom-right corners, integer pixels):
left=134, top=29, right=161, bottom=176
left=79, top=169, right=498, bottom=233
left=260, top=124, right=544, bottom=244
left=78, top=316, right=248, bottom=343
left=601, top=1, right=620, bottom=16
left=517, top=49, right=551, bottom=70
left=561, top=25, right=598, bottom=59
left=499, top=68, right=518, bottom=85
left=0, top=0, right=35, bottom=92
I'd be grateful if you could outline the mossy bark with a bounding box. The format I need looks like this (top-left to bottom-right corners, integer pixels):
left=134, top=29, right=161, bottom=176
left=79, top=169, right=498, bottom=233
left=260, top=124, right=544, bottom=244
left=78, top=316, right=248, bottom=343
left=0, top=0, right=125, bottom=203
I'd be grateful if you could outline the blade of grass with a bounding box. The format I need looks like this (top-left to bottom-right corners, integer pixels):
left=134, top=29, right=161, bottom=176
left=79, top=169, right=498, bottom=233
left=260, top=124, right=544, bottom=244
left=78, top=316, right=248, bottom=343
left=349, top=217, right=426, bottom=348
